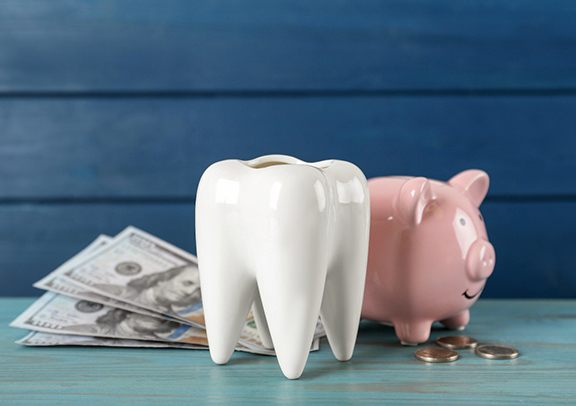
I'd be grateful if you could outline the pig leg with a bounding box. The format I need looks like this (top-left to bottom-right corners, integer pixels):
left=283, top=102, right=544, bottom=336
left=393, top=320, right=432, bottom=345
left=440, top=310, right=470, bottom=331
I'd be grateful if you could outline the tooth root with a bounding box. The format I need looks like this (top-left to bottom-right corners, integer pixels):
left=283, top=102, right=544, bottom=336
left=199, top=255, right=255, bottom=365
left=320, top=188, right=369, bottom=362
left=321, top=260, right=367, bottom=361
left=257, top=254, right=327, bottom=379
left=251, top=289, right=273, bottom=349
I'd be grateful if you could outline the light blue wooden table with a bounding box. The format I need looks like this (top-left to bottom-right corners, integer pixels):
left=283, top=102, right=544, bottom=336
left=1, top=298, right=575, bottom=404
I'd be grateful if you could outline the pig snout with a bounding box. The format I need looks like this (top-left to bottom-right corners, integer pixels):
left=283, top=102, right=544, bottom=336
left=466, top=239, right=495, bottom=281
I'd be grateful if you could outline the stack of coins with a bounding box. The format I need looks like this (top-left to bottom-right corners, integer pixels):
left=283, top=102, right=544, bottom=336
left=436, top=336, right=478, bottom=350
left=415, top=347, right=459, bottom=363
left=414, top=335, right=519, bottom=363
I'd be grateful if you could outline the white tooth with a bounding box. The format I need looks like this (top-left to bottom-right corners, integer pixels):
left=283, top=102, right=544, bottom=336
left=195, top=249, right=256, bottom=365
left=321, top=165, right=371, bottom=362
left=195, top=155, right=370, bottom=379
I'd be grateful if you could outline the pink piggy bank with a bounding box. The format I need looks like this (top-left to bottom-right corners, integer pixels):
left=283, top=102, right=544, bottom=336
left=361, top=170, right=495, bottom=345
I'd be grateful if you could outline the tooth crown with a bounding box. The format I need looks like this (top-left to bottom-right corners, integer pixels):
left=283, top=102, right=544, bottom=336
left=195, top=155, right=370, bottom=379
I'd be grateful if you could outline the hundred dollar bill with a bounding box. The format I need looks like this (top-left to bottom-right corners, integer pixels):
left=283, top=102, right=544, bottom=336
left=36, top=276, right=172, bottom=320
left=39, top=231, right=207, bottom=328
left=240, top=313, right=324, bottom=352
left=11, top=293, right=318, bottom=355
left=35, top=235, right=174, bottom=321
left=11, top=292, right=209, bottom=346
left=53, top=227, right=205, bottom=327
left=16, top=331, right=206, bottom=350
left=234, top=336, right=320, bottom=355
left=16, top=332, right=318, bottom=355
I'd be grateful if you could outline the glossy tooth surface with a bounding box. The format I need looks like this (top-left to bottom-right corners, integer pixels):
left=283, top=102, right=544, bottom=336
left=196, top=155, right=370, bottom=379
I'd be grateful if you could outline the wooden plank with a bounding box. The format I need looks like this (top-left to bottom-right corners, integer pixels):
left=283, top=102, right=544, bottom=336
left=2, top=298, right=576, bottom=403
left=0, top=203, right=196, bottom=297
left=481, top=201, right=576, bottom=299
left=0, top=201, right=575, bottom=298
left=1, top=0, right=576, bottom=91
left=1, top=96, right=576, bottom=198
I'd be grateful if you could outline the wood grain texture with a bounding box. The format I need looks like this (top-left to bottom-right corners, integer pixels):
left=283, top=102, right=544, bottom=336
left=1, top=96, right=575, bottom=198
left=0, top=203, right=196, bottom=297
left=2, top=298, right=575, bottom=404
left=1, top=0, right=576, bottom=91
left=1, top=201, right=575, bottom=298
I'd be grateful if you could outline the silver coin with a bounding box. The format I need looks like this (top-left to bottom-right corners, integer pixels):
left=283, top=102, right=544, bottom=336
left=415, top=347, right=459, bottom=363
left=436, top=335, right=478, bottom=350
left=475, top=344, right=519, bottom=360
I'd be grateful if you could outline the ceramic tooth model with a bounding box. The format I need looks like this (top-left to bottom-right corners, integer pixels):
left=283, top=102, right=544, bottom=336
left=361, top=170, right=496, bottom=345
left=195, top=155, right=370, bottom=379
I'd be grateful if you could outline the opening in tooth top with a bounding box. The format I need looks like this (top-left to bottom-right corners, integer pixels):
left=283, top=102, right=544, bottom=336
left=249, top=161, right=291, bottom=169
left=244, top=156, right=334, bottom=169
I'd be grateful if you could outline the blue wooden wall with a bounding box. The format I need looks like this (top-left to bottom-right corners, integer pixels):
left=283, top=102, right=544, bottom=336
left=1, top=0, right=575, bottom=297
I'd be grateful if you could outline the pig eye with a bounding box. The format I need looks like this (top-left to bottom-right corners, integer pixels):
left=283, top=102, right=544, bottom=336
left=459, top=218, right=466, bottom=226
left=478, top=213, right=483, bottom=222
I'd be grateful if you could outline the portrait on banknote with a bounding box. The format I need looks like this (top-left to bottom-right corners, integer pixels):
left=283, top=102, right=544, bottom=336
left=123, top=264, right=201, bottom=315
left=62, top=229, right=206, bottom=326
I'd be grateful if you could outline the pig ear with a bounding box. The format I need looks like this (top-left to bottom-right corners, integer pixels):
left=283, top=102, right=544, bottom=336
left=394, top=177, right=432, bottom=227
left=449, top=170, right=489, bottom=207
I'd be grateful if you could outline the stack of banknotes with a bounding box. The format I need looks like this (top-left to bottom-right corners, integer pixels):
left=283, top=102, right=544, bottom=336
left=11, top=226, right=322, bottom=355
